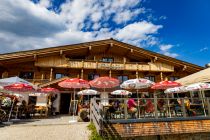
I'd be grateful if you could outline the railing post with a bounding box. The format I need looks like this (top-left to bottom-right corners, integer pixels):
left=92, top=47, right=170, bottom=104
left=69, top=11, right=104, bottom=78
left=90, top=98, right=93, bottom=122
left=124, top=98, right=128, bottom=119
left=207, top=98, right=210, bottom=117
left=181, top=98, right=186, bottom=117
left=154, top=95, right=158, bottom=119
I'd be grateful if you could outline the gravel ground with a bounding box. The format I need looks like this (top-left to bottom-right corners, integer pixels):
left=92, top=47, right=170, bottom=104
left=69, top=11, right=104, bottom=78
left=0, top=116, right=90, bottom=140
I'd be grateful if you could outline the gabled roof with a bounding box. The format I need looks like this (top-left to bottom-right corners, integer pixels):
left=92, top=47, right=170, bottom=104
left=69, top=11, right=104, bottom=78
left=0, top=38, right=204, bottom=70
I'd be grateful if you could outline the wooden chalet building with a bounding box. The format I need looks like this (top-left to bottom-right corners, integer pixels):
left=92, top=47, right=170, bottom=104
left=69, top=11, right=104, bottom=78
left=0, top=39, right=203, bottom=114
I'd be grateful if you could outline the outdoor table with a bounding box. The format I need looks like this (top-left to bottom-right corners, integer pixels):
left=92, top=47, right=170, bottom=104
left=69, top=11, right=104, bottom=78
left=35, top=106, right=48, bottom=117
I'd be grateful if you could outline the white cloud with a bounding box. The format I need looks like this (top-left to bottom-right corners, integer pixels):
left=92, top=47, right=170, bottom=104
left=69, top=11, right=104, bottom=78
left=159, top=44, right=178, bottom=58
left=160, top=44, right=173, bottom=51
left=39, top=0, right=51, bottom=8
left=113, top=9, right=144, bottom=24
left=0, top=0, right=65, bottom=37
left=0, top=0, right=177, bottom=57
left=116, top=21, right=162, bottom=42
left=200, top=47, right=208, bottom=52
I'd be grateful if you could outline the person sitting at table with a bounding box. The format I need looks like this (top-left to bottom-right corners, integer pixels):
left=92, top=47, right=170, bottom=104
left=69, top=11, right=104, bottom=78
left=106, top=100, right=120, bottom=119
left=139, top=94, right=147, bottom=117
left=157, top=98, right=166, bottom=117
left=127, top=98, right=137, bottom=118
left=177, top=97, right=196, bottom=116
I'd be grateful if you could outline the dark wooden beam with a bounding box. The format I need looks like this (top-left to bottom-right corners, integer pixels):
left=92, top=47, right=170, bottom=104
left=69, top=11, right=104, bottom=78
left=86, top=46, right=92, bottom=56
left=105, top=43, right=113, bottom=54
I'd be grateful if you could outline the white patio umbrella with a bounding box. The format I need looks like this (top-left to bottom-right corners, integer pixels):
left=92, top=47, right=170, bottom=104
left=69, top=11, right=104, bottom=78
left=120, top=78, right=154, bottom=118
left=77, top=89, right=99, bottom=95
left=120, top=78, right=154, bottom=90
left=185, top=82, right=210, bottom=91
left=185, top=82, right=210, bottom=116
left=120, top=78, right=154, bottom=99
left=164, top=86, right=187, bottom=94
left=111, top=90, right=132, bottom=96
left=0, top=76, right=38, bottom=90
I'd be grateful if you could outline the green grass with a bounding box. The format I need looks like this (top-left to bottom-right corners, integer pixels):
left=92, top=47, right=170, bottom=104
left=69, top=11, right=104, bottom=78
left=87, top=122, right=103, bottom=140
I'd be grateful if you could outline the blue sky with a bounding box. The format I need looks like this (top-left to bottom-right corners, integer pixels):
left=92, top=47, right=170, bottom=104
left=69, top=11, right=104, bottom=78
left=0, top=0, right=209, bottom=67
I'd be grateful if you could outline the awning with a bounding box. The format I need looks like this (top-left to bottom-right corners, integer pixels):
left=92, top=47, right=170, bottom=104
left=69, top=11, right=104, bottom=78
left=176, top=67, right=210, bottom=85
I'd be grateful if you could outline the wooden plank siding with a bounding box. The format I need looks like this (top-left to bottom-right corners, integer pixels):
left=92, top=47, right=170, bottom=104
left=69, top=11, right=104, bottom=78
left=35, top=58, right=174, bottom=72
left=103, top=120, right=210, bottom=138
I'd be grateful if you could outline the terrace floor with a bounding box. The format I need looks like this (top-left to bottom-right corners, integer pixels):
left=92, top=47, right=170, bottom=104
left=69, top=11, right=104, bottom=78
left=0, top=115, right=90, bottom=140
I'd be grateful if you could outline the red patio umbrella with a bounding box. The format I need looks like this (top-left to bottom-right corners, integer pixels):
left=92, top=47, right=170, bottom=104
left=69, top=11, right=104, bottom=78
left=58, top=78, right=90, bottom=123
left=4, top=83, right=34, bottom=92
left=151, top=80, right=182, bottom=118
left=58, top=78, right=90, bottom=89
left=151, top=81, right=182, bottom=90
left=89, top=76, right=120, bottom=105
left=39, top=87, right=59, bottom=93
left=89, top=76, right=119, bottom=89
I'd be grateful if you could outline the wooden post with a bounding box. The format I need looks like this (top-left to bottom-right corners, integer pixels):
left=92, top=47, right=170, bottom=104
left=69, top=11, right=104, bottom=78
left=181, top=98, right=186, bottom=117
left=207, top=98, right=210, bottom=117
left=41, top=73, right=44, bottom=80
left=123, top=57, right=126, bottom=63
left=33, top=72, right=36, bottom=83
left=160, top=72, right=163, bottom=81
left=81, top=69, right=84, bottom=79
left=124, top=99, right=128, bottom=119
left=50, top=68, right=53, bottom=81
left=82, top=60, right=84, bottom=68
left=136, top=71, right=138, bottom=78
left=154, top=94, right=158, bottom=119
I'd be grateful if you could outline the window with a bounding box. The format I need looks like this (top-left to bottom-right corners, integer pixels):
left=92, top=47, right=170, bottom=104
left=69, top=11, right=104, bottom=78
left=55, top=73, right=67, bottom=79
left=118, top=76, right=128, bottom=83
left=19, top=72, right=34, bottom=79
left=28, top=96, right=37, bottom=105
left=102, top=57, right=114, bottom=62
left=170, top=76, right=179, bottom=81
left=88, top=73, right=99, bottom=80
left=145, top=76, right=155, bottom=82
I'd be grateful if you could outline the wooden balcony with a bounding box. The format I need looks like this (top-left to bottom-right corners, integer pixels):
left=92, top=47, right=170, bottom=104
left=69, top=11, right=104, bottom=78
left=67, top=60, right=174, bottom=72
left=90, top=97, right=210, bottom=139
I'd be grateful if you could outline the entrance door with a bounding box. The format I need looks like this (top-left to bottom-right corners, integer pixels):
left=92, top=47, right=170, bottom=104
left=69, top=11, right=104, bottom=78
left=60, top=94, right=71, bottom=114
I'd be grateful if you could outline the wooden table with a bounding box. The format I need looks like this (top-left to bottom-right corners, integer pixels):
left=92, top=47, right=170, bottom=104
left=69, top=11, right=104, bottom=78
left=35, top=106, right=48, bottom=117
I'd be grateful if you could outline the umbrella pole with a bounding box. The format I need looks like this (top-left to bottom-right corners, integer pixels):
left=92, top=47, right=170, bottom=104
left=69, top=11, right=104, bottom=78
left=8, top=98, right=15, bottom=122
left=69, top=88, right=76, bottom=123
left=73, top=88, right=75, bottom=118
left=166, top=93, right=171, bottom=118
left=137, top=89, right=140, bottom=118
left=200, top=90, right=206, bottom=116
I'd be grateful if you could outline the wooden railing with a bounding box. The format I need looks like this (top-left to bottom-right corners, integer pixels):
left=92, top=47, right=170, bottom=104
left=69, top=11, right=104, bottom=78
left=90, top=97, right=210, bottom=122
left=90, top=97, right=210, bottom=138
left=90, top=98, right=103, bottom=134
left=68, top=60, right=174, bottom=72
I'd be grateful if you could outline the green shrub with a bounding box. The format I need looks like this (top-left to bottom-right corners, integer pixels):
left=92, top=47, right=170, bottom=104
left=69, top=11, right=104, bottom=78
left=87, top=122, right=103, bottom=140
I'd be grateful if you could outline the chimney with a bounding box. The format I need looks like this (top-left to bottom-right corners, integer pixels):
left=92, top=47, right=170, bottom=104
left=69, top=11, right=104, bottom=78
left=205, top=63, right=210, bottom=68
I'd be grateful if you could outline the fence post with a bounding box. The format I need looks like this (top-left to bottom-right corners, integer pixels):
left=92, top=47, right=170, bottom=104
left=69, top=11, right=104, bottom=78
left=90, top=98, right=93, bottom=122
left=154, top=95, right=158, bottom=119
left=124, top=98, right=128, bottom=119
left=181, top=98, right=186, bottom=118
left=98, top=102, right=103, bottom=135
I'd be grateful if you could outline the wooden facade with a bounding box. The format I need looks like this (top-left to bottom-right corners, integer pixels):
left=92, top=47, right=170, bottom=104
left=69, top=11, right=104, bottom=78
left=0, top=39, right=204, bottom=114
left=0, top=39, right=203, bottom=86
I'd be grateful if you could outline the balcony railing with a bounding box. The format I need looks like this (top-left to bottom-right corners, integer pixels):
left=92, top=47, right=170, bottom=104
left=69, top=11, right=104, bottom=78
left=68, top=60, right=174, bottom=72
left=91, top=97, right=210, bottom=122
